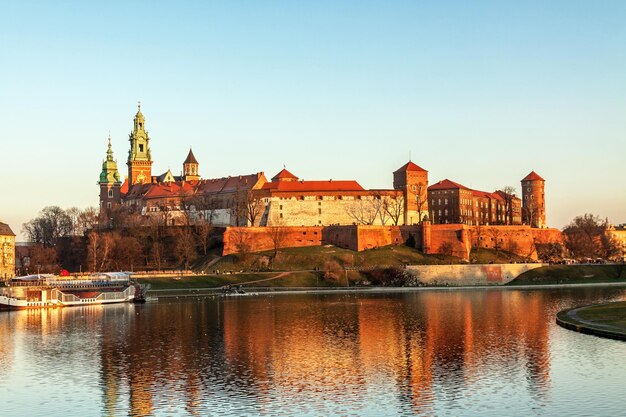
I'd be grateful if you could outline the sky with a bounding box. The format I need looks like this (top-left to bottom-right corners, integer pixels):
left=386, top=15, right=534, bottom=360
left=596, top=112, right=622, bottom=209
left=1, top=1, right=625, bottom=239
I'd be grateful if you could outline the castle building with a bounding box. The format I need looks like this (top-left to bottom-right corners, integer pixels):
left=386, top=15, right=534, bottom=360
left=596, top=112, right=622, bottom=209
left=393, top=161, right=429, bottom=225
left=127, top=102, right=153, bottom=186
left=99, top=104, right=544, bottom=230
left=427, top=180, right=522, bottom=226
left=521, top=171, right=546, bottom=228
left=98, top=136, right=122, bottom=216
left=0, top=222, right=16, bottom=280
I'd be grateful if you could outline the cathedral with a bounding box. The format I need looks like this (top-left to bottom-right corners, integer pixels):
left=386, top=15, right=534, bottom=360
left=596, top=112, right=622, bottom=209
left=99, top=104, right=546, bottom=228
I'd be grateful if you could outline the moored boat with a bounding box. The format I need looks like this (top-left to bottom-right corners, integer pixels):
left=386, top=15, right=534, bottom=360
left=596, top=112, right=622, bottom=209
left=0, top=272, right=140, bottom=310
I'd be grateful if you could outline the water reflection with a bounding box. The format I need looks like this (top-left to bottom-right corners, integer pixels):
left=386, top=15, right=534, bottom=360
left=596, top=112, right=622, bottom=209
left=1, top=288, right=625, bottom=416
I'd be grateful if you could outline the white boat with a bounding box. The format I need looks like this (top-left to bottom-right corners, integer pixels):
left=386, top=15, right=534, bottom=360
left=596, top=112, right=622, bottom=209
left=0, top=272, right=141, bottom=310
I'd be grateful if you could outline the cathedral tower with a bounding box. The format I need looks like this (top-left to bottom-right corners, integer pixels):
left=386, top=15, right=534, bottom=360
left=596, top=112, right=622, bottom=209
left=521, top=171, right=546, bottom=228
left=127, top=101, right=153, bottom=185
left=183, top=148, right=200, bottom=181
left=393, top=161, right=429, bottom=225
left=99, top=135, right=122, bottom=213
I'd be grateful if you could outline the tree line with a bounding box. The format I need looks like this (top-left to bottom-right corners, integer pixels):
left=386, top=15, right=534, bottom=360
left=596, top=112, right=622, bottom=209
left=20, top=206, right=221, bottom=274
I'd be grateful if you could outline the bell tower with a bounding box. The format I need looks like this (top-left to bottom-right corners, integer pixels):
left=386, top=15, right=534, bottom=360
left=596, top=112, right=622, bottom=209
left=127, top=100, right=153, bottom=185
left=99, top=135, right=122, bottom=214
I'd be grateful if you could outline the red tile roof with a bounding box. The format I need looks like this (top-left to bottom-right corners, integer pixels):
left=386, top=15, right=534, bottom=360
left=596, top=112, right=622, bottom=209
left=120, top=178, right=129, bottom=196
left=394, top=161, right=427, bottom=173
left=428, top=179, right=470, bottom=191
left=271, top=168, right=299, bottom=181
left=262, top=180, right=364, bottom=192
left=522, top=171, right=545, bottom=182
left=472, top=190, right=504, bottom=200
left=124, top=173, right=264, bottom=200
left=0, top=222, right=15, bottom=236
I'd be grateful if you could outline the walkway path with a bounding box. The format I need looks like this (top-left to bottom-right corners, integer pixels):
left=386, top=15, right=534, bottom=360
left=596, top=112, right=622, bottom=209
left=556, top=301, right=626, bottom=341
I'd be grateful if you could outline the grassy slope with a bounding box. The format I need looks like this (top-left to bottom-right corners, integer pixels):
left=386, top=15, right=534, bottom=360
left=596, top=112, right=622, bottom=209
left=143, top=245, right=458, bottom=290
left=508, top=264, right=626, bottom=285
left=469, top=248, right=531, bottom=264
left=205, top=245, right=460, bottom=274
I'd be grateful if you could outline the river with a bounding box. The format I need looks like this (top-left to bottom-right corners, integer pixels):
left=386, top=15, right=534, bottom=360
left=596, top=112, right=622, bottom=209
left=1, top=287, right=625, bottom=416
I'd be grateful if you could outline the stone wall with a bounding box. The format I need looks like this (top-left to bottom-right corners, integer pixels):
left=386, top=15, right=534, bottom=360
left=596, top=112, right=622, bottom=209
left=222, top=222, right=563, bottom=262
left=424, top=223, right=563, bottom=261
left=405, top=263, right=545, bottom=286
left=223, top=226, right=324, bottom=255
left=262, top=195, right=406, bottom=227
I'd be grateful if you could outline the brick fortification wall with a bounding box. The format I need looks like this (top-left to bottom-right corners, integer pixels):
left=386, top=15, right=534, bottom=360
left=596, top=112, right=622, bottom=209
left=223, top=225, right=421, bottom=255
left=223, top=226, right=324, bottom=255
left=223, top=223, right=563, bottom=260
left=424, top=223, right=563, bottom=261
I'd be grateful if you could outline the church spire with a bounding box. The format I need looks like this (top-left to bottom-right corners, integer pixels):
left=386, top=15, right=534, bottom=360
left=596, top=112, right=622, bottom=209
left=100, top=135, right=121, bottom=184
left=183, top=147, right=200, bottom=181
left=127, top=101, right=153, bottom=185
left=106, top=133, right=114, bottom=161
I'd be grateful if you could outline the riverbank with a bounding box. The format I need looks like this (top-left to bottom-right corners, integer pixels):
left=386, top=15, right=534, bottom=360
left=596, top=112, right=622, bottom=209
left=147, top=281, right=626, bottom=298
left=556, top=301, right=626, bottom=341
left=137, top=263, right=626, bottom=291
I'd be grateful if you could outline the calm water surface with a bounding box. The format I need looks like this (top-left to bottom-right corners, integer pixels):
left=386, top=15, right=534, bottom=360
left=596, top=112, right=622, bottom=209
left=1, top=287, right=626, bottom=416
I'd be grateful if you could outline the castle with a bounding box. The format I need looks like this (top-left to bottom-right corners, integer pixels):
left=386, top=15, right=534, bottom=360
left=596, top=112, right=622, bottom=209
left=99, top=104, right=547, bottom=231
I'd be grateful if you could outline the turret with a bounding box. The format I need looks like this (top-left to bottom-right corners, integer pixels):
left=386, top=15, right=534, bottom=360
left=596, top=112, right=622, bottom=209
left=393, top=161, right=429, bottom=225
left=521, top=171, right=546, bottom=228
left=127, top=100, right=153, bottom=185
left=99, top=135, right=122, bottom=214
left=183, top=148, right=200, bottom=181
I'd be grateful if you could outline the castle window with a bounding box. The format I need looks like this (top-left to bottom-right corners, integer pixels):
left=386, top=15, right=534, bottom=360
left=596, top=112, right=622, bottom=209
left=107, top=202, right=112, bottom=209
left=318, top=208, right=322, bottom=215
left=444, top=199, right=448, bottom=205
left=280, top=213, right=283, bottom=219
left=108, top=190, right=113, bottom=198
left=139, top=144, right=144, bottom=152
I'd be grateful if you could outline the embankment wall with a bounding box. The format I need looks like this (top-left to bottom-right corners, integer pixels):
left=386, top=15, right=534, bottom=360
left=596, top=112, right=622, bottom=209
left=405, top=263, right=546, bottom=286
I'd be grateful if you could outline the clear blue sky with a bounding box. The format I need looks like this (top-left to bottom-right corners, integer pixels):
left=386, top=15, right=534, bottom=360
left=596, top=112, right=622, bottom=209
left=1, top=1, right=625, bottom=239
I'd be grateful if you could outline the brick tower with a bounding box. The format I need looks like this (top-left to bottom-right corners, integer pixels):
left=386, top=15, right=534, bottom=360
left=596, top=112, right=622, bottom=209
left=393, top=161, right=429, bottom=225
left=521, top=171, right=546, bottom=228
left=127, top=101, right=153, bottom=185
left=183, top=148, right=200, bottom=181
left=99, top=135, right=122, bottom=214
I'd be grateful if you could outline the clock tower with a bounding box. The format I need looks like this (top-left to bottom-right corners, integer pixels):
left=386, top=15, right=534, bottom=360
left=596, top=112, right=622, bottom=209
left=127, top=101, right=153, bottom=185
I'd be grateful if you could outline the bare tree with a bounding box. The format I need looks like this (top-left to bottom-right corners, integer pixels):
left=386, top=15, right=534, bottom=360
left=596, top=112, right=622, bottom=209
left=230, top=188, right=250, bottom=227
left=487, top=227, right=503, bottom=252
left=22, top=206, right=73, bottom=247
left=523, top=199, right=538, bottom=228
left=229, top=227, right=252, bottom=262
left=371, top=192, right=389, bottom=225
left=346, top=197, right=379, bottom=225
left=563, top=214, right=621, bottom=261
left=246, top=193, right=264, bottom=226
left=415, top=183, right=428, bottom=224
left=499, top=186, right=517, bottom=225
left=383, top=195, right=405, bottom=226
left=266, top=223, right=289, bottom=258
left=174, top=228, right=197, bottom=270
left=194, top=218, right=214, bottom=255
left=87, top=231, right=113, bottom=271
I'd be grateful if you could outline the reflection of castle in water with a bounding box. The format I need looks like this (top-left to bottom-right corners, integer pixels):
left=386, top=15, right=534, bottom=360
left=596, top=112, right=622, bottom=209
left=0, top=292, right=558, bottom=415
